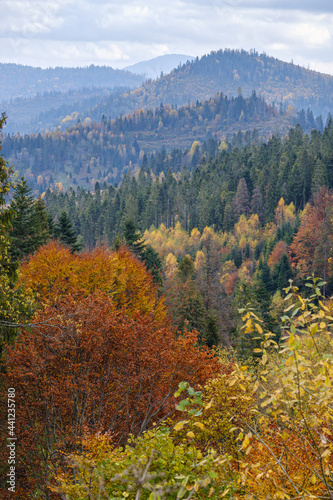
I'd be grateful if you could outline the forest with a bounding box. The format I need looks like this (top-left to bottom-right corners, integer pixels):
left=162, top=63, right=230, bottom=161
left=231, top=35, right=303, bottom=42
left=2, top=48, right=333, bottom=135
left=0, top=90, right=325, bottom=192
left=1, top=102, right=333, bottom=500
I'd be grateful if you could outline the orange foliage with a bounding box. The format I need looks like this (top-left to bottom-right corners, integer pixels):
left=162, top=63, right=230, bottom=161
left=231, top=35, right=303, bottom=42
left=20, top=241, right=166, bottom=323
left=240, top=422, right=331, bottom=499
left=4, top=291, right=220, bottom=499
left=289, top=188, right=333, bottom=278
left=267, top=240, right=288, bottom=268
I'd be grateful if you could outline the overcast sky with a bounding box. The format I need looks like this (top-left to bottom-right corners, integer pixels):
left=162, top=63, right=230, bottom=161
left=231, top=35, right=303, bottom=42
left=1, top=0, right=333, bottom=74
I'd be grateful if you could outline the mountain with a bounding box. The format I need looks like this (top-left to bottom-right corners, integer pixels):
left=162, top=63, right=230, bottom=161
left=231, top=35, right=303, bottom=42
left=121, top=49, right=333, bottom=118
left=0, top=63, right=145, bottom=134
left=0, top=63, right=144, bottom=101
left=1, top=49, right=333, bottom=136
left=124, top=54, right=194, bottom=79
left=1, top=91, right=304, bottom=193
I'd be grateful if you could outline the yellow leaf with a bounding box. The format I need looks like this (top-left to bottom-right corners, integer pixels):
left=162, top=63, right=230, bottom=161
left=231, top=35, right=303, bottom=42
left=193, top=422, right=205, bottom=430
left=320, top=322, right=326, bottom=329
left=186, top=431, right=195, bottom=439
left=174, top=420, right=188, bottom=431
left=205, top=399, right=213, bottom=410
left=310, top=475, right=317, bottom=485
left=321, top=449, right=331, bottom=458
left=208, top=487, right=215, bottom=497
left=325, top=376, right=331, bottom=388
left=242, top=435, right=250, bottom=448
left=255, top=323, right=263, bottom=334
left=221, top=489, right=230, bottom=497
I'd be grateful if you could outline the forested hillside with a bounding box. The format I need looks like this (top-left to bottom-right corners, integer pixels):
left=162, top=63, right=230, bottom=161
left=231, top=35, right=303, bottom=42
left=2, top=49, right=332, bottom=134
left=0, top=64, right=144, bottom=134
left=43, top=121, right=333, bottom=237
left=77, top=49, right=333, bottom=125
left=0, top=63, right=143, bottom=101
left=1, top=91, right=324, bottom=191
left=1, top=109, right=333, bottom=499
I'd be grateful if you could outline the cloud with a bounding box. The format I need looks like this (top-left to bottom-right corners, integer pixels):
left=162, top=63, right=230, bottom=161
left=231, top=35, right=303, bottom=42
left=1, top=0, right=333, bottom=74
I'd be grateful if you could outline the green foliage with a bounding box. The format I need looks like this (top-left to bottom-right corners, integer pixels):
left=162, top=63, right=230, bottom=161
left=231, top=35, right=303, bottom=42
left=56, top=211, right=82, bottom=252
left=9, top=177, right=50, bottom=260
left=123, top=219, right=162, bottom=284
left=178, top=256, right=195, bottom=282
left=124, top=219, right=146, bottom=256
left=0, top=115, right=35, bottom=351
left=56, top=427, right=228, bottom=500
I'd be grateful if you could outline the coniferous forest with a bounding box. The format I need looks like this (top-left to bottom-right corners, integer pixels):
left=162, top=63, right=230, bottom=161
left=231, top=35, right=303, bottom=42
left=1, top=49, right=333, bottom=500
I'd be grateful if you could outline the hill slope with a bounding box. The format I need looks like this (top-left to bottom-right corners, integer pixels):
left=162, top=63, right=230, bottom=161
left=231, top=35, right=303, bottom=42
left=1, top=91, right=299, bottom=192
left=0, top=63, right=143, bottom=101
left=2, top=49, right=332, bottom=135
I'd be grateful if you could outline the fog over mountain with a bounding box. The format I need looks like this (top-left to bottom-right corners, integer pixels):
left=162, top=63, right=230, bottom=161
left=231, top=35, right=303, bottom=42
left=124, top=54, right=194, bottom=79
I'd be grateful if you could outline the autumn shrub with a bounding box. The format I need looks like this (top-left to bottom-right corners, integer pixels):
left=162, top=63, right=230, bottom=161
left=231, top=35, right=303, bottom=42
left=228, top=278, right=333, bottom=499
left=1, top=289, right=220, bottom=499
left=55, top=428, right=232, bottom=500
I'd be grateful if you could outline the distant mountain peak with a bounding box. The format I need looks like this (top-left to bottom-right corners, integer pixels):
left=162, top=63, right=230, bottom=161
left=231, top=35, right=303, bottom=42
left=124, top=54, right=194, bottom=79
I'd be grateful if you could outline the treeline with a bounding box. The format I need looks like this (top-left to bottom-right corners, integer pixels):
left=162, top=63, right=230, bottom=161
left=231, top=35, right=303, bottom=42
left=1, top=111, right=333, bottom=500
left=1, top=91, right=293, bottom=191
left=43, top=120, right=333, bottom=247
left=4, top=48, right=332, bottom=136
left=122, top=48, right=333, bottom=117
left=0, top=63, right=143, bottom=102
left=2, top=86, right=132, bottom=135
left=1, top=91, right=323, bottom=192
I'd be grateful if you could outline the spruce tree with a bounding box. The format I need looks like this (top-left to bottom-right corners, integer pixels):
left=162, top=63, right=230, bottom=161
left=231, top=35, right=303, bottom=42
left=123, top=219, right=145, bottom=256
left=56, top=211, right=82, bottom=252
left=276, top=254, right=293, bottom=291
left=10, top=178, right=50, bottom=260
left=204, top=312, right=219, bottom=348
left=123, top=219, right=162, bottom=284
left=0, top=115, right=33, bottom=350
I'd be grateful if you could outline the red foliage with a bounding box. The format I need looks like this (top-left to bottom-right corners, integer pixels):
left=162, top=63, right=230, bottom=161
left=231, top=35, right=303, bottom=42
left=2, top=290, right=220, bottom=499
left=289, top=188, right=333, bottom=278
left=268, top=240, right=288, bottom=269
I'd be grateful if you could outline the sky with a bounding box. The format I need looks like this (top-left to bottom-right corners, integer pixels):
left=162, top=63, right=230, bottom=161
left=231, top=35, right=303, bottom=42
left=1, top=0, right=333, bottom=75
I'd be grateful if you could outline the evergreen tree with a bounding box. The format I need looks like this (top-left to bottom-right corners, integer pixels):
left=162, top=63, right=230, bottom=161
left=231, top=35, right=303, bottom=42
left=276, top=254, right=293, bottom=291
left=0, top=114, right=33, bottom=350
left=123, top=219, right=145, bottom=256
left=123, top=219, right=162, bottom=284
left=204, top=312, right=219, bottom=348
left=10, top=178, right=50, bottom=260
left=178, top=282, right=206, bottom=336
left=56, top=211, right=82, bottom=252
left=234, top=177, right=250, bottom=219
left=141, top=245, right=163, bottom=286
left=178, top=255, right=195, bottom=282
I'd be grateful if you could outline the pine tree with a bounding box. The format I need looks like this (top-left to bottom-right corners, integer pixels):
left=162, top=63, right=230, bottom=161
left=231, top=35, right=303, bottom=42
left=0, top=114, right=33, bottom=350
left=123, top=219, right=145, bottom=256
left=123, top=219, right=162, bottom=284
left=141, top=245, right=162, bottom=286
left=204, top=312, right=219, bottom=348
left=56, top=211, right=82, bottom=252
left=9, top=178, right=50, bottom=260
left=234, top=177, right=250, bottom=219
left=276, top=254, right=293, bottom=291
